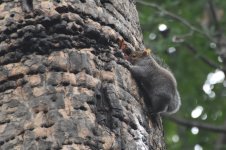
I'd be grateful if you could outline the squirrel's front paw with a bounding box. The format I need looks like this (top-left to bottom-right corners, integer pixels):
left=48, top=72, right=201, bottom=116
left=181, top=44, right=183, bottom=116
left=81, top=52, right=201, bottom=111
left=117, top=59, right=131, bottom=70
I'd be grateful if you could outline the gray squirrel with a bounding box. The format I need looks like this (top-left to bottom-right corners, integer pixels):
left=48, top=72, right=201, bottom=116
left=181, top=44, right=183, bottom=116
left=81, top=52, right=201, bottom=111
left=21, top=0, right=33, bottom=12
left=126, top=50, right=181, bottom=114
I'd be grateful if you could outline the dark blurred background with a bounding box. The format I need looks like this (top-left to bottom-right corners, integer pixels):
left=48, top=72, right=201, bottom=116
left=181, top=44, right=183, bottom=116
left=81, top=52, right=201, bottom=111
left=137, top=0, right=226, bottom=149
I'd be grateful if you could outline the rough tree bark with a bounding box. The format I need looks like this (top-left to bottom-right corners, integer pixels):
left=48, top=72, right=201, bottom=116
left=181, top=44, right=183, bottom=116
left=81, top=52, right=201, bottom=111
left=0, top=0, right=165, bottom=149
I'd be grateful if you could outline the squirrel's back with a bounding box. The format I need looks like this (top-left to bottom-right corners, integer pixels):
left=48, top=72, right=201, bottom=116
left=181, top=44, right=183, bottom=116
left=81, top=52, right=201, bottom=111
left=127, top=50, right=181, bottom=114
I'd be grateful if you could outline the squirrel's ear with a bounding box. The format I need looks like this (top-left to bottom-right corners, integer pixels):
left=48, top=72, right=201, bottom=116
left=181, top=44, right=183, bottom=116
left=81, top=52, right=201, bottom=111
left=142, top=51, right=148, bottom=56
left=142, top=48, right=152, bottom=56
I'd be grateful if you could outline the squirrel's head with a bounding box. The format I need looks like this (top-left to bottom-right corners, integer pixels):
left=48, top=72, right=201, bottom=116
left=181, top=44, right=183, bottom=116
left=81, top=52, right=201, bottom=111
left=128, top=50, right=150, bottom=64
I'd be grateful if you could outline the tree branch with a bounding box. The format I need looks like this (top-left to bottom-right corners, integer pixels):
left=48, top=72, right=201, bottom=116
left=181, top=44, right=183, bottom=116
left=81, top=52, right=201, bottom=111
left=207, top=0, right=226, bottom=67
left=136, top=0, right=213, bottom=41
left=136, top=0, right=226, bottom=68
left=207, top=0, right=220, bottom=32
left=215, top=120, right=226, bottom=150
left=181, top=42, right=226, bottom=72
left=164, top=115, right=226, bottom=133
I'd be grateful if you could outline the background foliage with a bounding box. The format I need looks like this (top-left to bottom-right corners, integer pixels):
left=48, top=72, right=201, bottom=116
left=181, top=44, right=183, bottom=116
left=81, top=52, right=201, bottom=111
left=137, top=0, right=226, bottom=150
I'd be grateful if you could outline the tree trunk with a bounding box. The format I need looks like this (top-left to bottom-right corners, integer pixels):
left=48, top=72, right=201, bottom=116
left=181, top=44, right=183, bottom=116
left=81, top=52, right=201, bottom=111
left=0, top=1, right=165, bottom=149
